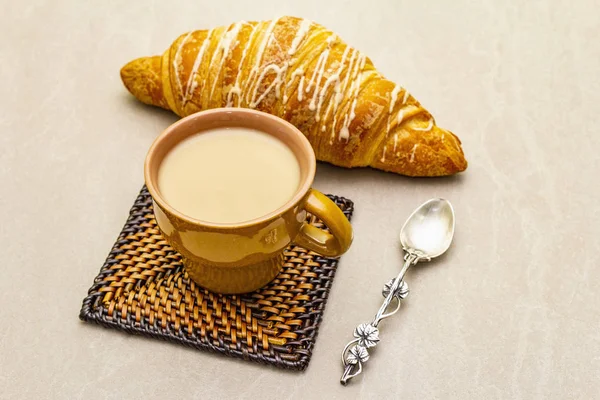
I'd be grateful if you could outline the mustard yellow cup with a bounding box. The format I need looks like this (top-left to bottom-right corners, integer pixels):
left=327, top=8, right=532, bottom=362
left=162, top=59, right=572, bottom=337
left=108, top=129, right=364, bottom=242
left=144, top=108, right=353, bottom=294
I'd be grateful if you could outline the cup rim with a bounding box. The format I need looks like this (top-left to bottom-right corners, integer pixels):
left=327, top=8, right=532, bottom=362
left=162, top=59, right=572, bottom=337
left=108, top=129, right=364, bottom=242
left=144, top=108, right=316, bottom=229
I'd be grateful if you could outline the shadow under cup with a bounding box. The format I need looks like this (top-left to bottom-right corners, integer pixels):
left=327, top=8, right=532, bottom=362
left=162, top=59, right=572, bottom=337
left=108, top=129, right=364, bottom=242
left=144, top=108, right=353, bottom=294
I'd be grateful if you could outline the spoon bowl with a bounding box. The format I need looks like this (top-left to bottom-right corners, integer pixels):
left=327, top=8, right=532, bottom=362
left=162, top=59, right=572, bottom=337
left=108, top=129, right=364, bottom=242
left=400, top=198, right=455, bottom=260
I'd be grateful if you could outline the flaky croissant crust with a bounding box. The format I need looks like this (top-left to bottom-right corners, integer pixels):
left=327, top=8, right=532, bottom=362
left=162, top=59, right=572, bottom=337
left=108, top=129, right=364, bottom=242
left=121, top=16, right=467, bottom=176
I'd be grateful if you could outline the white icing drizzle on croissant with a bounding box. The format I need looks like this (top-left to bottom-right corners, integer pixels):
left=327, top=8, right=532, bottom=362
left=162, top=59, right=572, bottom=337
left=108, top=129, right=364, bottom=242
left=389, top=85, right=401, bottom=114
left=409, top=144, right=419, bottom=162
left=341, top=55, right=366, bottom=140
left=184, top=29, right=214, bottom=105
left=311, top=35, right=340, bottom=119
left=397, top=109, right=404, bottom=125
left=250, top=64, right=286, bottom=108
left=226, top=23, right=260, bottom=107
left=413, top=118, right=433, bottom=132
left=332, top=49, right=357, bottom=141
left=318, top=72, right=339, bottom=122
left=402, top=90, right=410, bottom=105
left=245, top=18, right=281, bottom=105
left=283, top=67, right=304, bottom=104
left=209, top=22, right=244, bottom=99
left=288, top=19, right=312, bottom=56
left=321, top=45, right=351, bottom=140
left=283, top=20, right=314, bottom=105
left=340, top=49, right=358, bottom=95
left=297, top=75, right=305, bottom=101
left=172, top=32, right=193, bottom=103
left=306, top=35, right=335, bottom=113
left=385, top=84, right=401, bottom=149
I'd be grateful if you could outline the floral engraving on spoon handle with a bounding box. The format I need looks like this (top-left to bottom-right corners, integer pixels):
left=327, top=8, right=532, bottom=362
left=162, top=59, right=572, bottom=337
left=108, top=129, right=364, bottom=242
left=382, top=279, right=409, bottom=300
left=340, top=254, right=418, bottom=385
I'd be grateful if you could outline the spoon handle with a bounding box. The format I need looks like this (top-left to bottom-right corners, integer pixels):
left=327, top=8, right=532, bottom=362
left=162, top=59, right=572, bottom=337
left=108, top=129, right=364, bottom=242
left=340, top=253, right=419, bottom=385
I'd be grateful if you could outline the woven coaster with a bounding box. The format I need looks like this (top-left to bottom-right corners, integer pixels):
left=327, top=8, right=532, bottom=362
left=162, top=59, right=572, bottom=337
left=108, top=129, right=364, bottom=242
left=80, top=186, right=353, bottom=370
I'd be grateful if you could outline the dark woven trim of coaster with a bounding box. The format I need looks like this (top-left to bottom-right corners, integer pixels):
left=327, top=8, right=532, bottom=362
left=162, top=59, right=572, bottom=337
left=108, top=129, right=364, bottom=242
left=79, top=186, right=353, bottom=370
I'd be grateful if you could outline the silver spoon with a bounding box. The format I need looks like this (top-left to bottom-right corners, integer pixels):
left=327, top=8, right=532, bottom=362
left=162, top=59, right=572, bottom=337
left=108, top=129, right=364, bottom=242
left=340, top=198, right=455, bottom=385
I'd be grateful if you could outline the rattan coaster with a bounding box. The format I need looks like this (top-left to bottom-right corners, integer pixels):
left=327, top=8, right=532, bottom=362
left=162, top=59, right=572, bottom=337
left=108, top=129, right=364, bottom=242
left=80, top=186, right=353, bottom=370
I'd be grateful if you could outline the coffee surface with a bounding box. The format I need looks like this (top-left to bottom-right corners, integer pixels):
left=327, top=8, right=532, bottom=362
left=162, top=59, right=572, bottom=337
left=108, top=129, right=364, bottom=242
left=158, top=127, right=300, bottom=223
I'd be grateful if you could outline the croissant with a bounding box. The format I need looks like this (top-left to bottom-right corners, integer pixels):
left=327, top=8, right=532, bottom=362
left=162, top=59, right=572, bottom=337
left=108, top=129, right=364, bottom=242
left=121, top=16, right=467, bottom=176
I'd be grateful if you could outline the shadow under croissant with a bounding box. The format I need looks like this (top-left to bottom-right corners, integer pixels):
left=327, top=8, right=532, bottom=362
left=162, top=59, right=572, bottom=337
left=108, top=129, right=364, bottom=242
left=314, top=162, right=466, bottom=187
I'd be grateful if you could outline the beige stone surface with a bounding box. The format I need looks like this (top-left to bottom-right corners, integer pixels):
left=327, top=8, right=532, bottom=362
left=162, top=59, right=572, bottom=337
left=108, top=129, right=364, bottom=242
left=2, top=1, right=599, bottom=398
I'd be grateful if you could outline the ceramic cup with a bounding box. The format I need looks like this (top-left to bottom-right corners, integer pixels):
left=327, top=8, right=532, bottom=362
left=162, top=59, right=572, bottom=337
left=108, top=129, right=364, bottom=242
left=144, top=108, right=353, bottom=294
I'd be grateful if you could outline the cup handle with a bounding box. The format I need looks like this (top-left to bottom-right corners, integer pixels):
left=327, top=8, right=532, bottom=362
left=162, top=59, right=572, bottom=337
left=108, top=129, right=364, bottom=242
left=294, top=189, right=353, bottom=257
